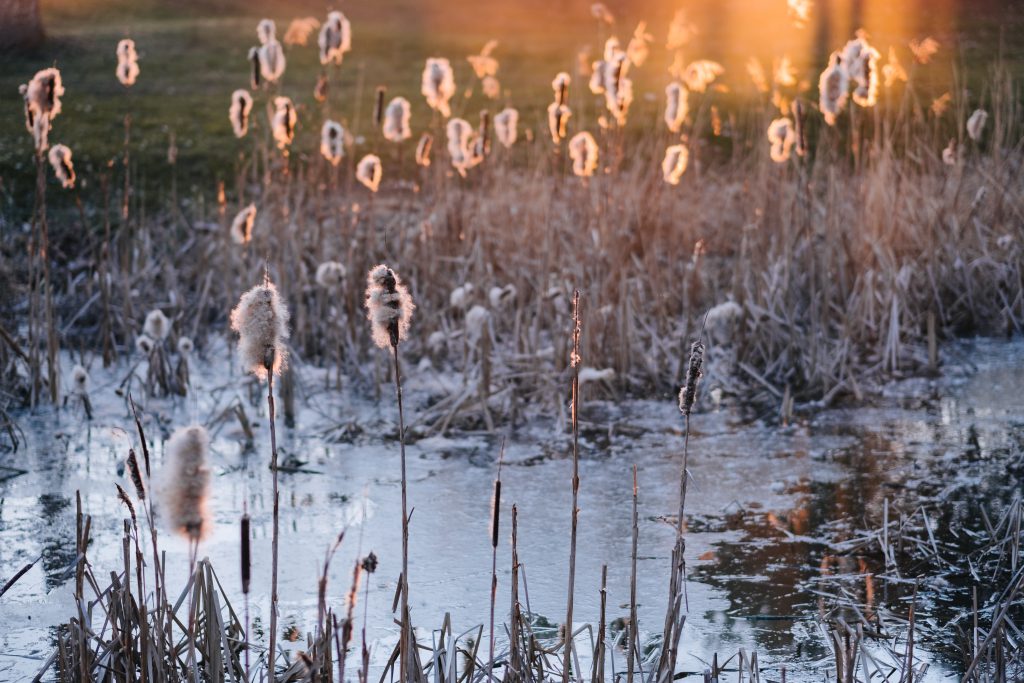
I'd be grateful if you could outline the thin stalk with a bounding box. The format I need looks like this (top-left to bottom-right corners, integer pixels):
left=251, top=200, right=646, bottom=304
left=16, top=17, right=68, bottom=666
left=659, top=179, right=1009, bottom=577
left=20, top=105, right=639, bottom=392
left=563, top=290, right=582, bottom=683
left=268, top=365, right=281, bottom=678
left=628, top=465, right=639, bottom=683
left=392, top=343, right=411, bottom=682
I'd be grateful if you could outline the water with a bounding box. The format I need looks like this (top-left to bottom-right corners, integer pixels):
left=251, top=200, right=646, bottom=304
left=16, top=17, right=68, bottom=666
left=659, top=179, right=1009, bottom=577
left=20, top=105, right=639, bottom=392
left=1, top=338, right=1022, bottom=680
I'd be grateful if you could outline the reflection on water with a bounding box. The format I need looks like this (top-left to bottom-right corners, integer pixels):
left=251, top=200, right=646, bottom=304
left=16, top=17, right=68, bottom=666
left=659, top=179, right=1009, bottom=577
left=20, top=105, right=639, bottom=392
left=0, top=339, right=1022, bottom=680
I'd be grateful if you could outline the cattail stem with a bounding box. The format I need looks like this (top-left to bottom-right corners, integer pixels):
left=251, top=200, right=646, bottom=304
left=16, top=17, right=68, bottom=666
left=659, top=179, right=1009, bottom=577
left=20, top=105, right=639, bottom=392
left=487, top=443, right=504, bottom=682
left=268, top=366, right=281, bottom=678
left=392, top=342, right=411, bottom=682
left=628, top=465, right=639, bottom=683
left=563, top=290, right=581, bottom=683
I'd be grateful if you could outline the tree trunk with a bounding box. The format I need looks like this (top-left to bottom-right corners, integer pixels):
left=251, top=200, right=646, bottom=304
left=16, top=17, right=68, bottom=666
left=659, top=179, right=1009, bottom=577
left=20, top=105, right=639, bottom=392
left=0, top=0, right=44, bottom=51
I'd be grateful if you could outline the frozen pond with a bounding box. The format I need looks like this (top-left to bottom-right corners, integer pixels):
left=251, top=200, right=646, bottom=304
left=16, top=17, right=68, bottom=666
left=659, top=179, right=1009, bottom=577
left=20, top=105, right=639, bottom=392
left=1, top=338, right=1023, bottom=680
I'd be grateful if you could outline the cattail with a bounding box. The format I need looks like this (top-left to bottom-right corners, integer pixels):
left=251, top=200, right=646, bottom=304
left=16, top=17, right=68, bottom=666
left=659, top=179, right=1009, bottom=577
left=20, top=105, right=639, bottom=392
left=568, top=132, right=598, bottom=177
left=320, top=120, right=345, bottom=165
left=818, top=52, right=849, bottom=126
left=446, top=118, right=482, bottom=177
left=883, top=47, right=907, bottom=87
left=666, top=9, right=696, bottom=50
left=162, top=425, right=211, bottom=541
left=590, top=2, right=614, bottom=24
left=415, top=133, right=433, bottom=167
left=491, top=477, right=501, bottom=548
left=482, top=76, right=501, bottom=99
left=910, top=36, right=939, bottom=64
left=627, top=22, right=652, bottom=66
left=116, top=484, right=138, bottom=525
left=318, top=11, right=351, bottom=65
left=271, top=96, right=297, bottom=150
left=664, top=82, right=688, bottom=133
left=449, top=283, right=474, bottom=310
left=967, top=109, right=987, bottom=142
left=547, top=102, right=571, bottom=144
left=551, top=71, right=571, bottom=105
left=942, top=139, right=957, bottom=165
left=364, top=265, right=415, bottom=350
left=127, top=448, right=146, bottom=500
left=231, top=204, right=257, bottom=245
left=476, top=110, right=491, bottom=158
left=117, top=38, right=138, bottom=64
left=746, top=57, right=770, bottom=94
left=792, top=99, right=808, bottom=157
left=71, top=364, right=89, bottom=395
left=258, top=39, right=286, bottom=83
left=373, top=86, right=387, bottom=126
left=20, top=68, right=64, bottom=124
left=361, top=552, right=378, bottom=573
left=678, top=339, right=705, bottom=417
left=383, top=97, right=412, bottom=142
left=248, top=47, right=261, bottom=89
left=466, top=305, right=491, bottom=346
left=488, top=284, right=516, bottom=309
left=603, top=56, right=633, bottom=125
left=467, top=40, right=499, bottom=78
left=240, top=513, right=251, bottom=593
left=662, top=144, right=689, bottom=185
left=767, top=118, right=796, bottom=163
left=230, top=280, right=291, bottom=381
left=787, top=0, right=811, bottom=28
left=229, top=89, right=254, bottom=138
left=257, top=19, right=276, bottom=45
left=116, top=59, right=139, bottom=87
left=283, top=17, right=319, bottom=46
left=682, top=60, right=724, bottom=93
left=178, top=337, right=194, bottom=355
left=589, top=60, right=608, bottom=95
left=144, top=309, right=171, bottom=341
left=421, top=57, right=456, bottom=118
left=315, top=261, right=346, bottom=288
left=356, top=154, right=382, bottom=192
left=844, top=37, right=880, bottom=107
left=494, top=108, right=518, bottom=148
left=47, top=144, right=75, bottom=189
left=136, top=335, right=154, bottom=355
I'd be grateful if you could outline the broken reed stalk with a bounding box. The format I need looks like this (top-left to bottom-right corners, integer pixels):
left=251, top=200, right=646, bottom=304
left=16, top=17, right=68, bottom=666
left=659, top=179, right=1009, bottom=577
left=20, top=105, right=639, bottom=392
left=628, top=465, right=639, bottom=683
left=488, top=441, right=505, bottom=682
left=266, top=349, right=281, bottom=676
left=563, top=290, right=582, bottom=683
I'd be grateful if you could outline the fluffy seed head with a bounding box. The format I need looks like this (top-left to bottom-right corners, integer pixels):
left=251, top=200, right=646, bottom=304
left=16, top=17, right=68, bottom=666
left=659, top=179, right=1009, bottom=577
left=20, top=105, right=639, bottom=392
left=318, top=11, right=351, bottom=65
left=493, top=108, right=518, bottom=148
left=21, top=68, right=65, bottom=123
left=383, top=97, right=412, bottom=142
left=116, top=56, right=140, bottom=87
left=117, top=38, right=138, bottom=64
left=942, top=139, right=957, bottom=166
left=568, top=132, right=599, bottom=177
left=162, top=425, right=211, bottom=541
left=356, top=154, right=382, bottom=192
left=967, top=109, right=987, bottom=142
left=284, top=17, right=319, bottom=46
left=467, top=40, right=499, bottom=78
left=230, top=281, right=291, bottom=381
left=178, top=337, right=194, bottom=355
left=315, top=261, right=346, bottom=288
left=364, top=265, right=415, bottom=349
left=819, top=52, right=849, bottom=125
left=844, top=37, right=880, bottom=107
left=144, top=309, right=171, bottom=341
left=683, top=60, right=724, bottom=93
left=678, top=339, right=705, bottom=417
left=767, top=118, right=796, bottom=163
left=320, top=120, right=345, bottom=165
left=258, top=40, right=286, bottom=83
left=415, top=133, right=433, bottom=167
left=627, top=22, right=652, bottom=66
left=136, top=335, right=154, bottom=355
left=231, top=204, right=257, bottom=245
left=47, top=144, right=76, bottom=189
left=271, top=96, right=297, bottom=150
left=421, top=58, right=456, bottom=118
left=664, top=82, right=688, bottom=133
left=71, top=364, right=89, bottom=394
left=547, top=102, right=571, bottom=144
left=257, top=19, right=276, bottom=45
left=229, top=90, right=254, bottom=138
left=662, top=144, right=689, bottom=185
left=551, top=71, right=571, bottom=105
left=447, top=118, right=483, bottom=177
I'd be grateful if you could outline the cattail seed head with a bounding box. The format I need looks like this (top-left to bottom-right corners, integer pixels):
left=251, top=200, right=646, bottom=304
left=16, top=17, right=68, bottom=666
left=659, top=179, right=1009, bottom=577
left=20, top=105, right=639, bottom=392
left=421, top=58, right=456, bottom=118
left=71, top=364, right=89, bottom=394
left=241, top=513, right=251, bottom=594
left=415, top=133, right=433, bottom=167
left=136, top=335, right=154, bottom=355
left=662, top=144, right=689, bottom=185
left=162, top=425, right=211, bottom=541
left=258, top=39, right=286, bottom=84
left=356, top=154, right=382, bottom=193
left=494, top=108, right=518, bottom=148
left=383, top=97, right=412, bottom=142
left=257, top=19, right=276, bottom=45
left=229, top=89, right=254, bottom=138
left=177, top=337, right=194, bottom=355
left=818, top=52, right=849, bottom=126
left=320, top=120, right=345, bottom=165
left=664, top=82, right=688, bottom=133
left=547, top=102, right=571, bottom=144
left=315, top=261, right=346, bottom=288
left=446, top=118, right=483, bottom=177
left=373, top=86, right=387, bottom=126
left=318, top=11, right=351, bottom=65
left=21, top=68, right=64, bottom=124
left=230, top=280, right=291, bottom=381
left=144, top=309, right=171, bottom=341
left=361, top=552, right=378, bottom=574
left=678, top=339, right=705, bottom=417
left=231, top=204, right=257, bottom=245
left=568, top=132, right=599, bottom=177
left=364, top=264, right=415, bottom=350
left=491, top=478, right=501, bottom=548
left=682, top=60, right=723, bottom=93
left=47, top=144, right=76, bottom=189
left=481, top=75, right=501, bottom=99
left=767, top=117, right=796, bottom=163
left=967, top=109, right=988, bottom=142
left=116, top=483, right=138, bottom=526
left=271, top=96, right=297, bottom=150
left=127, top=448, right=146, bottom=500
left=248, top=48, right=261, bottom=89
left=116, top=59, right=140, bottom=87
